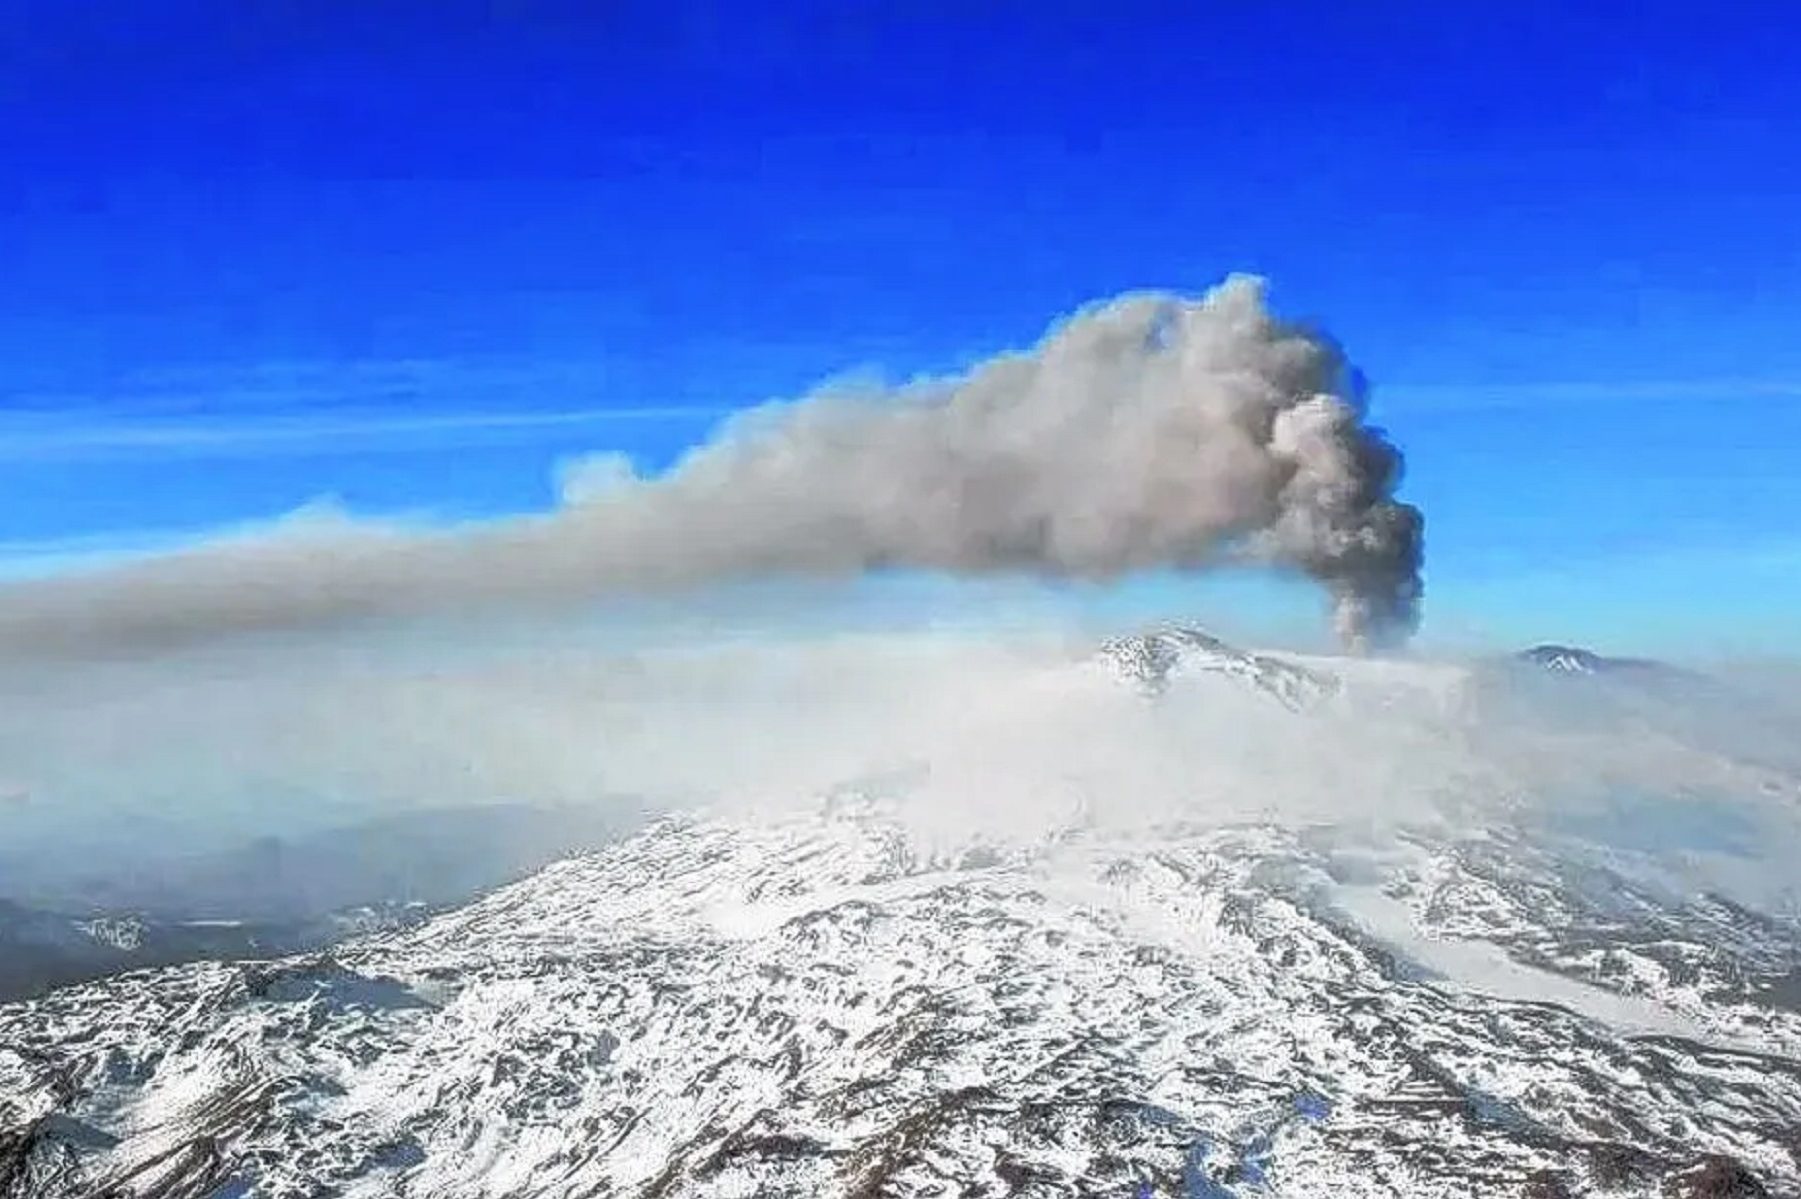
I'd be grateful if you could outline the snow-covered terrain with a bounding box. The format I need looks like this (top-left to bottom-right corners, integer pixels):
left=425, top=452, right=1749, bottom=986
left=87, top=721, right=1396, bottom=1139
left=3, top=630, right=1797, bottom=1197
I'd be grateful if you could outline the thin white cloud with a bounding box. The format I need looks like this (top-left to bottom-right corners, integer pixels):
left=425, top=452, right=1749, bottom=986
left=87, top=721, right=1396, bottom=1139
left=0, top=405, right=728, bottom=462
left=1, top=353, right=736, bottom=460
left=1379, top=377, right=1801, bottom=412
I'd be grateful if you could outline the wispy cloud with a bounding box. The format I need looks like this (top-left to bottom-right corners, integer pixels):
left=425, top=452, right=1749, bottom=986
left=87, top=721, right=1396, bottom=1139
left=0, top=355, right=733, bottom=461
left=1378, top=377, right=1801, bottom=413
left=0, top=405, right=730, bottom=462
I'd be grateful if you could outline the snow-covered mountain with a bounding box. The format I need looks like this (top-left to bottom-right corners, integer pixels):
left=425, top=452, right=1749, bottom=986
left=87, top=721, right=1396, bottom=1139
left=1515, top=645, right=1667, bottom=677
left=3, top=630, right=1797, bottom=1198
left=1096, top=627, right=1339, bottom=710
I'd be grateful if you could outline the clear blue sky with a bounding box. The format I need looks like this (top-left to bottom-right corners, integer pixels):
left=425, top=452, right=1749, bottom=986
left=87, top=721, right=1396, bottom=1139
left=3, top=2, right=1799, bottom=654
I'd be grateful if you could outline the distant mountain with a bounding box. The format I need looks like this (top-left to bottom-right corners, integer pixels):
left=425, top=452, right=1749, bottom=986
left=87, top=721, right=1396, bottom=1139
left=1451, top=642, right=1706, bottom=723
left=0, top=803, right=638, bottom=1001
left=1515, top=644, right=1677, bottom=677
left=20, top=802, right=637, bottom=922
left=0, top=898, right=408, bottom=1004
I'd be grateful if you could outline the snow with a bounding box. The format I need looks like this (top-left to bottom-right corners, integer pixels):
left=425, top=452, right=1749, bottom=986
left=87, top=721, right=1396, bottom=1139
left=1329, top=881, right=1721, bottom=1044
left=3, top=628, right=1798, bottom=1197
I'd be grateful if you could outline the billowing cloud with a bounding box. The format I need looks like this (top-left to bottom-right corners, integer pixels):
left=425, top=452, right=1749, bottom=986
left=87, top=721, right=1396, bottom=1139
left=0, top=276, right=1421, bottom=657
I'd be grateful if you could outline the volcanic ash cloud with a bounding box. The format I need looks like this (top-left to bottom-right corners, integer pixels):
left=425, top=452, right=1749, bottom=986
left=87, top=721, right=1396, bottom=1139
left=0, top=275, right=1422, bottom=655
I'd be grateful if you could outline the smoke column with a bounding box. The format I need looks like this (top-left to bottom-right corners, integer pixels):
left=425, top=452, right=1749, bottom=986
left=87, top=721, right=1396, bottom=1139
left=0, top=276, right=1423, bottom=655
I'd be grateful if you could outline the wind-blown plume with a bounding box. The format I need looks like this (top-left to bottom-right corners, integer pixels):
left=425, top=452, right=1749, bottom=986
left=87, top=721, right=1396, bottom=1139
left=0, top=276, right=1422, bottom=655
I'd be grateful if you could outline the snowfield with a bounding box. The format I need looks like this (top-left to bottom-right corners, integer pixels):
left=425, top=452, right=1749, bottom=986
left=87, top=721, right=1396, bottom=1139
left=3, top=631, right=1798, bottom=1198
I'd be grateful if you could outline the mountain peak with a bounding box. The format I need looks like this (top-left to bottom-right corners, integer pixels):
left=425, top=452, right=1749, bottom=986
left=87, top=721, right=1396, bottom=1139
left=1517, top=644, right=1668, bottom=676
left=1095, top=625, right=1338, bottom=710
left=1519, top=644, right=1607, bottom=674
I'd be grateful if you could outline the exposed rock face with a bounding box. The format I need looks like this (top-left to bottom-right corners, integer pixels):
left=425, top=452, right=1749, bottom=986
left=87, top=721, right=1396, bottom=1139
left=1663, top=1155, right=1769, bottom=1199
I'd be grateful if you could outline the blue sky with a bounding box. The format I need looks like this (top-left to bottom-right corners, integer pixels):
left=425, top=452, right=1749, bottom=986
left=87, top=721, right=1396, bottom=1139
left=3, top=2, right=1799, bottom=654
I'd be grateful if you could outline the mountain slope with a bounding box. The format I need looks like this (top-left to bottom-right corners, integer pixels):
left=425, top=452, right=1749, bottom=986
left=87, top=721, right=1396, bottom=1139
left=3, top=797, right=1797, bottom=1198
left=3, top=630, right=1796, bottom=1198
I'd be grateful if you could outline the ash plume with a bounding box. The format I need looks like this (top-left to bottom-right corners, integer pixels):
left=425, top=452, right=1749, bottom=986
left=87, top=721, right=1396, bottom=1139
left=0, top=275, right=1422, bottom=655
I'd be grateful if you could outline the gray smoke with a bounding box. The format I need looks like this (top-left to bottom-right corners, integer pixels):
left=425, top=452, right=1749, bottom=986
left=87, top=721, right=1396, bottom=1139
left=0, top=276, right=1422, bottom=656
